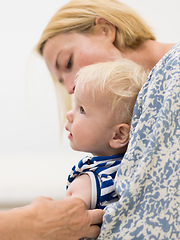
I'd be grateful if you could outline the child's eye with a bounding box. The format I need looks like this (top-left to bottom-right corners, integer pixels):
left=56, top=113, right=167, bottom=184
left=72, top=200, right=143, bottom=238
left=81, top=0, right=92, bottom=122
left=80, top=106, right=86, bottom=114
left=67, top=56, right=72, bottom=69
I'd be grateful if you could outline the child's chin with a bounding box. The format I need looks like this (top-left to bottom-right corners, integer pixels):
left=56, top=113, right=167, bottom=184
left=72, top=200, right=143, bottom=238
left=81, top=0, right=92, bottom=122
left=70, top=145, right=82, bottom=152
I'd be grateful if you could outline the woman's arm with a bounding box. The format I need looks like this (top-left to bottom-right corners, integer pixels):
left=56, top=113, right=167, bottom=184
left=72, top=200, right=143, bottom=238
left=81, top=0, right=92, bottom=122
left=65, top=174, right=92, bottom=209
left=0, top=196, right=103, bottom=240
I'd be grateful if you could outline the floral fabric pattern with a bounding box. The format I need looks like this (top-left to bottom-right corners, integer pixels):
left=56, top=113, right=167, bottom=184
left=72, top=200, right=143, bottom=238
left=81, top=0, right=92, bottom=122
left=98, top=43, right=180, bottom=240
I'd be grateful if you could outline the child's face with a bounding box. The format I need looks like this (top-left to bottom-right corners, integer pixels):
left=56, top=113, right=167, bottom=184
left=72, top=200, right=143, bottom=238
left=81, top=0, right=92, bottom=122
left=65, top=83, right=115, bottom=156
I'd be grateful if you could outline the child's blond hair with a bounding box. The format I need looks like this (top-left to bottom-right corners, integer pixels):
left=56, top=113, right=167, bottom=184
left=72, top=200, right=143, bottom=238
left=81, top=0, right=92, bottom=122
left=75, top=59, right=149, bottom=124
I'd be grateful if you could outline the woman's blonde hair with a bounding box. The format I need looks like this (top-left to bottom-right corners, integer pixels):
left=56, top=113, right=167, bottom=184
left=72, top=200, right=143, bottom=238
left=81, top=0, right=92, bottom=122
left=36, top=0, right=155, bottom=126
left=75, top=59, right=149, bottom=124
left=37, top=0, right=155, bottom=54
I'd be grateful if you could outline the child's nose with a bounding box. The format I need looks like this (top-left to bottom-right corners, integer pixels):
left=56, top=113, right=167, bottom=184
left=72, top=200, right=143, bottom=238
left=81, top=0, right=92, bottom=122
left=66, top=110, right=73, bottom=123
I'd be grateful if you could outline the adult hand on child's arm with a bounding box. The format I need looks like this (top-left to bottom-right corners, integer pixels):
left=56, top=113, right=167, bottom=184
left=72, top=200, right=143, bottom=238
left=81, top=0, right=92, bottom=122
left=0, top=196, right=104, bottom=240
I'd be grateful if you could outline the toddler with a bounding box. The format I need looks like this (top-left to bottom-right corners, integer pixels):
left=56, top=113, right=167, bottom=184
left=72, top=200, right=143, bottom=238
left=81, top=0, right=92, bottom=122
left=65, top=59, right=149, bottom=209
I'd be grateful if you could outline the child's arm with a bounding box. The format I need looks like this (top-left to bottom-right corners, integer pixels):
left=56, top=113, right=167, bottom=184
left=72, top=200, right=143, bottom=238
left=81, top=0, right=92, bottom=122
left=65, top=174, right=92, bottom=209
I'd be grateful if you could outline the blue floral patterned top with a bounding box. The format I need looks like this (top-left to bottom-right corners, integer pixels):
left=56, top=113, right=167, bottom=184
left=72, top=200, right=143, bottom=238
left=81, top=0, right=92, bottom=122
left=98, top=43, right=180, bottom=240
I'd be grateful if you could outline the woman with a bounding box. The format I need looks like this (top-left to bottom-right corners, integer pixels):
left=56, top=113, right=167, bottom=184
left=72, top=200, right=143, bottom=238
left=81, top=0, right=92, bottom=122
left=36, top=0, right=180, bottom=239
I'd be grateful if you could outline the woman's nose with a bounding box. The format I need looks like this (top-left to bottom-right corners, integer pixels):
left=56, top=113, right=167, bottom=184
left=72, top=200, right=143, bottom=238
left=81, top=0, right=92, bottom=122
left=66, top=110, right=73, bottom=123
left=64, top=76, right=75, bottom=94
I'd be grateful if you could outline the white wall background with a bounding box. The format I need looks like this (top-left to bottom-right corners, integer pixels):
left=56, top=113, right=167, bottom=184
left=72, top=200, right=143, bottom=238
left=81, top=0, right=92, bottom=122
left=0, top=0, right=180, bottom=208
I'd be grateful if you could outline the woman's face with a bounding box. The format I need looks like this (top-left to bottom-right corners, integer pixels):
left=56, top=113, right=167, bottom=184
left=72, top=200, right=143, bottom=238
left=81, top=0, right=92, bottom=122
left=43, top=32, right=123, bottom=94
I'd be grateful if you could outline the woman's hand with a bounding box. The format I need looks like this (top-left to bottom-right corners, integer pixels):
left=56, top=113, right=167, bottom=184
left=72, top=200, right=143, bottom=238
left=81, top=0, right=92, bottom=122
left=0, top=196, right=104, bottom=240
left=30, top=196, right=104, bottom=240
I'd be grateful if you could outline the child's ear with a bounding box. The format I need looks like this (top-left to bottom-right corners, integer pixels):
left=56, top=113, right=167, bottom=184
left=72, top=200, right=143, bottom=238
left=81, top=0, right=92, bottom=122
left=109, top=124, right=130, bottom=149
left=95, top=17, right=116, bottom=42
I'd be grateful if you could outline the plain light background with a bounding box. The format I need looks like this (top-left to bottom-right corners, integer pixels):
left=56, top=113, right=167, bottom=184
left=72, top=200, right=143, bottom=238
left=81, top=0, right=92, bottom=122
left=0, top=0, right=180, bottom=207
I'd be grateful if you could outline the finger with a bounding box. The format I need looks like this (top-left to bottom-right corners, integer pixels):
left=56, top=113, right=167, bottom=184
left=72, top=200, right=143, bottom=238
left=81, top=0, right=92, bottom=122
left=85, top=224, right=101, bottom=239
left=89, top=209, right=105, bottom=225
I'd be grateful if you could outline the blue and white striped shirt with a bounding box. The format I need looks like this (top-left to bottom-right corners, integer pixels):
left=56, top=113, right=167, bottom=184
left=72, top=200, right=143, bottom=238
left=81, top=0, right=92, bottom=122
left=67, top=154, right=124, bottom=209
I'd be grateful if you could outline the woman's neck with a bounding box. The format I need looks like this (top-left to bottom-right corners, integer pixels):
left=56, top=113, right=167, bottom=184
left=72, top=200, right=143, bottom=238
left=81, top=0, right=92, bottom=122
left=122, top=40, right=176, bottom=70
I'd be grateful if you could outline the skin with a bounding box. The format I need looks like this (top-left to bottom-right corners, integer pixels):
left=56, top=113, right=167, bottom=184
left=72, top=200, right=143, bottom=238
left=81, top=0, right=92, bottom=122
left=0, top=196, right=104, bottom=240
left=43, top=29, right=122, bottom=94
left=65, top=174, right=92, bottom=209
